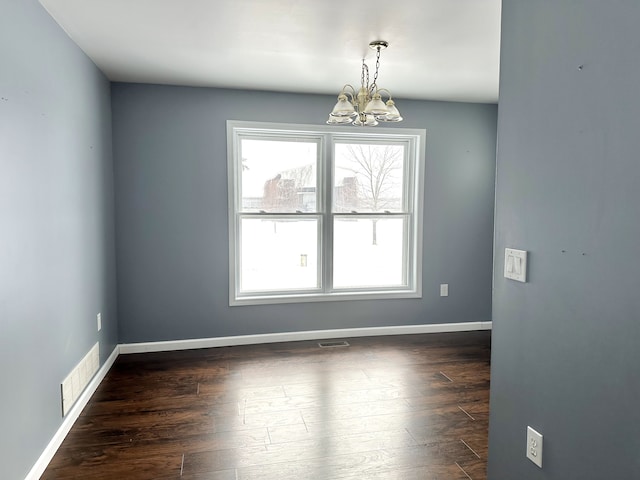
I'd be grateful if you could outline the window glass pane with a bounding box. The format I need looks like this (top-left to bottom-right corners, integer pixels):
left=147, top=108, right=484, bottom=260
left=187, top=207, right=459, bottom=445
left=240, top=218, right=319, bottom=292
left=333, top=217, right=406, bottom=288
left=334, top=143, right=405, bottom=213
left=240, top=139, right=317, bottom=212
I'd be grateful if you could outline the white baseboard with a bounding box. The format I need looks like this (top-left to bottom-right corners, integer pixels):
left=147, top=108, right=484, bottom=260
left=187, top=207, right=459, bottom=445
left=25, top=345, right=120, bottom=480
left=119, top=321, right=492, bottom=354
left=25, top=321, right=492, bottom=479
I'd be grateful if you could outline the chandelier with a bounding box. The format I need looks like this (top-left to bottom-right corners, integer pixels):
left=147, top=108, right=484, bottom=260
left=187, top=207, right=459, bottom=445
left=327, top=40, right=403, bottom=127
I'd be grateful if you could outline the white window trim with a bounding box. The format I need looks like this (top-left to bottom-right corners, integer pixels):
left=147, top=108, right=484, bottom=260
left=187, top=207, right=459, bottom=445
left=226, top=120, right=426, bottom=306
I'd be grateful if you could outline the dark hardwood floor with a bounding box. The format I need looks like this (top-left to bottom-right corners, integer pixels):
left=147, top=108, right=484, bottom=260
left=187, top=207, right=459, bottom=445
left=42, top=331, right=491, bottom=479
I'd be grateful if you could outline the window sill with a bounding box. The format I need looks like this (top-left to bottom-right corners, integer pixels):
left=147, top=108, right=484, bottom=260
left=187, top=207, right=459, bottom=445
left=230, top=289, right=422, bottom=306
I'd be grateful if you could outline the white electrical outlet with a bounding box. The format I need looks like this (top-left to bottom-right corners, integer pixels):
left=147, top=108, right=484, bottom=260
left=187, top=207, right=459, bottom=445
left=526, top=426, right=543, bottom=468
left=440, top=284, right=449, bottom=296
left=97, top=312, right=102, bottom=331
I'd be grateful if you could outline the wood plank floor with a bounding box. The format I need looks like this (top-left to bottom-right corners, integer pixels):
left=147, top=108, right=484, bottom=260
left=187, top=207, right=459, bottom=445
left=42, top=331, right=491, bottom=480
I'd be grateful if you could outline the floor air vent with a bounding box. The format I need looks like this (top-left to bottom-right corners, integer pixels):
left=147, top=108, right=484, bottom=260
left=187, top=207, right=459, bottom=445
left=318, top=340, right=350, bottom=348
left=61, top=342, right=100, bottom=416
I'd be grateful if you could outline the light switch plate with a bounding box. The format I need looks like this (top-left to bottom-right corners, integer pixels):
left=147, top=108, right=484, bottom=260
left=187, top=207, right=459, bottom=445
left=504, top=248, right=527, bottom=282
left=440, top=284, right=449, bottom=296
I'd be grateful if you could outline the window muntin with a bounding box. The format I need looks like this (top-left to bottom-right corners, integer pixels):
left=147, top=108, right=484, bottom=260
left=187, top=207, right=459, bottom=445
left=228, top=122, right=424, bottom=305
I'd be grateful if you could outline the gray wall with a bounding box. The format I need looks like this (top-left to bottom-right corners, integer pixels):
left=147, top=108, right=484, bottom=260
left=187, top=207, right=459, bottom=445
left=112, top=84, right=497, bottom=343
left=489, top=1, right=640, bottom=478
left=0, top=0, right=117, bottom=478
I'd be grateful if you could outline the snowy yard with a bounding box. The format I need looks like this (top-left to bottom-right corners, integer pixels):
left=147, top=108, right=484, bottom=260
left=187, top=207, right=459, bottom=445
left=240, top=218, right=405, bottom=292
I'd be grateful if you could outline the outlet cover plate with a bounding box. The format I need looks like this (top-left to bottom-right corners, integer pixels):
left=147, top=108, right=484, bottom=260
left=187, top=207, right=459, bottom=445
left=526, top=426, right=543, bottom=468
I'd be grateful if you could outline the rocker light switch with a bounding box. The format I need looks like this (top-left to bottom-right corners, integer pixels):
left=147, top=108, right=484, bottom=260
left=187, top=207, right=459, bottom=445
left=504, top=248, right=527, bottom=282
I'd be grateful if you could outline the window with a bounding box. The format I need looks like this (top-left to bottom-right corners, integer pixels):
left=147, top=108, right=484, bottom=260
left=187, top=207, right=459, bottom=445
left=227, top=121, right=425, bottom=305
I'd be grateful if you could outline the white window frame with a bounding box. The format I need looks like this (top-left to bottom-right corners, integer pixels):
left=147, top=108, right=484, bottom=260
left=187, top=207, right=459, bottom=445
left=227, top=120, right=426, bottom=306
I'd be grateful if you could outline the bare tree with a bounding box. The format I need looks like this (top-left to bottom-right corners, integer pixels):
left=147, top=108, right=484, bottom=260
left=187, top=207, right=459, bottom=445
left=340, top=144, right=403, bottom=245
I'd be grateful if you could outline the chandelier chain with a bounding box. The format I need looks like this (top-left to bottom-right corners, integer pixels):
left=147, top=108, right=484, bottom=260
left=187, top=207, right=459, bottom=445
left=361, top=60, right=369, bottom=91
left=371, top=47, right=382, bottom=92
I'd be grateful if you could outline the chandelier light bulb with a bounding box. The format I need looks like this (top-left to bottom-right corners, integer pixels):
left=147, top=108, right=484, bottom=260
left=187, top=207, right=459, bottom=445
left=363, top=93, right=388, bottom=115
left=330, top=94, right=356, bottom=117
left=326, top=114, right=354, bottom=125
left=383, top=99, right=403, bottom=122
left=353, top=114, right=379, bottom=127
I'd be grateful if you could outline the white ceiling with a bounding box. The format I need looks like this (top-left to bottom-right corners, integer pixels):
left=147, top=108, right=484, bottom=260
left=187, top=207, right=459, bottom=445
left=39, top=0, right=501, bottom=103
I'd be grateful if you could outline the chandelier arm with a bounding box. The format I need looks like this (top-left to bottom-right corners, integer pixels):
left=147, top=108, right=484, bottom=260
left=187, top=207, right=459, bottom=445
left=340, top=84, right=357, bottom=102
